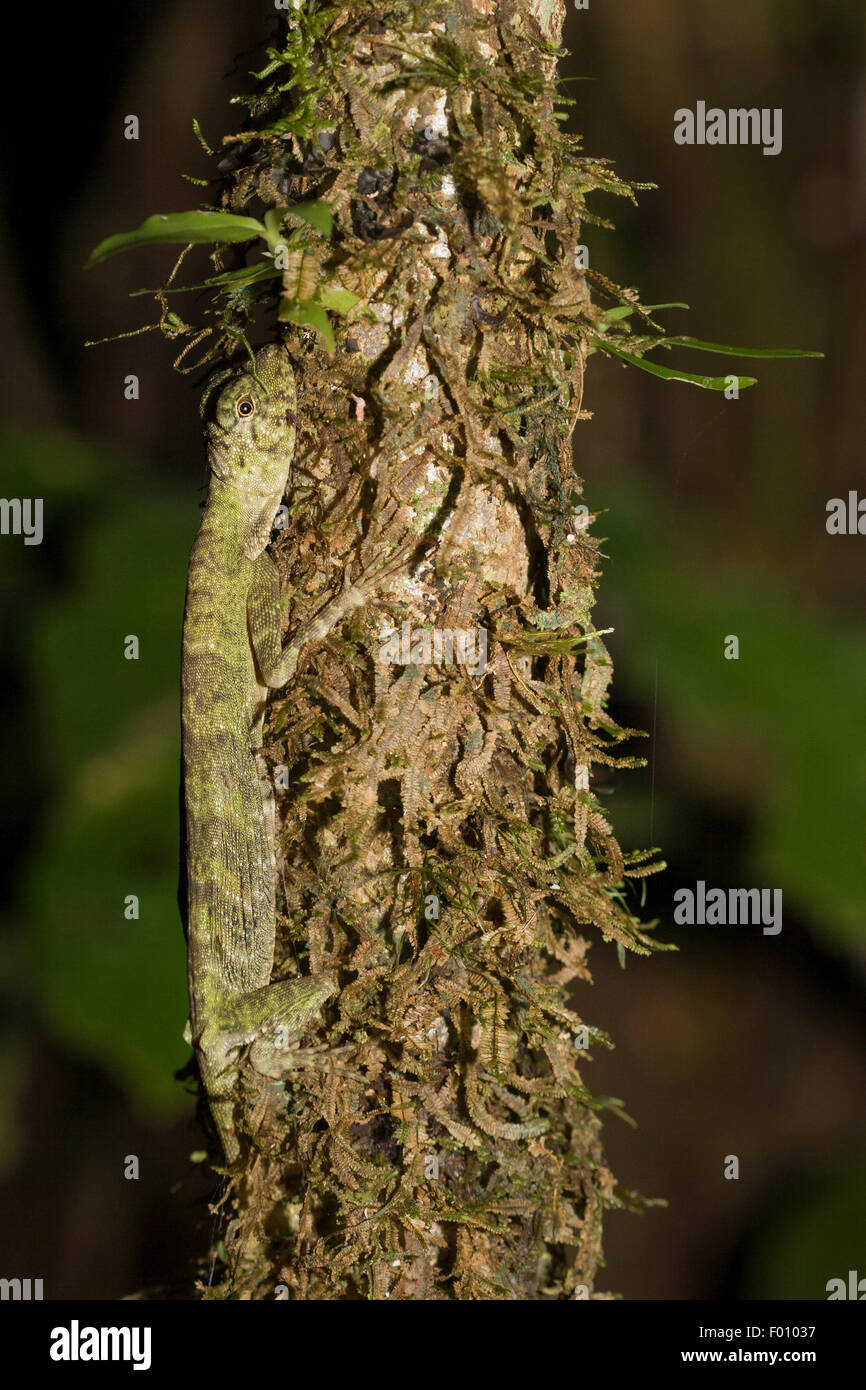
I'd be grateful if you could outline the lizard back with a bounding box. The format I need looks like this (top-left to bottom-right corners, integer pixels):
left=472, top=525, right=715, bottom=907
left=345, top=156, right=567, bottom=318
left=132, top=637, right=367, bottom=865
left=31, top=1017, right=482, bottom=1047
left=182, top=484, right=276, bottom=1033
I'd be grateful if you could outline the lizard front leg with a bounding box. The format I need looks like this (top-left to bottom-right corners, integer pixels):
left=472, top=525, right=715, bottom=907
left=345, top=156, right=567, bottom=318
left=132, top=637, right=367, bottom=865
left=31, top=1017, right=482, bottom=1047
left=247, top=552, right=374, bottom=690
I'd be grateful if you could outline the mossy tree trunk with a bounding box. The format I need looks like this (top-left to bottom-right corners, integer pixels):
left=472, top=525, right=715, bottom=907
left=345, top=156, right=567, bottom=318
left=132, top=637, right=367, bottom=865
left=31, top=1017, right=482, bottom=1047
left=207, top=0, right=661, bottom=1300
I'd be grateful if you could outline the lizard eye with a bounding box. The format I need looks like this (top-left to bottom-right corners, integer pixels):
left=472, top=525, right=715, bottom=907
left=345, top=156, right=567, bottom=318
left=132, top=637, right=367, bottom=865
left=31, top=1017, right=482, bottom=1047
left=236, top=395, right=255, bottom=419
left=286, top=409, right=297, bottom=427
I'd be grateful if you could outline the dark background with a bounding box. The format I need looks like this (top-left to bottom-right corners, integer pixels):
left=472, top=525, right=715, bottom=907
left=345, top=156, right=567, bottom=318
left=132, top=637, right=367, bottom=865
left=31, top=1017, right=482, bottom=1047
left=0, top=0, right=862, bottom=1299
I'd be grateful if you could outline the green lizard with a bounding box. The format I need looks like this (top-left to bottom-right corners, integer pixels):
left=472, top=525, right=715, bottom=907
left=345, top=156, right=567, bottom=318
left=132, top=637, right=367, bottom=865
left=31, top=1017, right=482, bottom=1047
left=181, top=342, right=367, bottom=1162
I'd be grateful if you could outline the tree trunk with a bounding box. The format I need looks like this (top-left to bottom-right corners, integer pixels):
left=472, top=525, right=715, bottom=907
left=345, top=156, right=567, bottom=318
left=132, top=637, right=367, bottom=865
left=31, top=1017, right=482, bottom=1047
left=206, top=0, right=662, bottom=1300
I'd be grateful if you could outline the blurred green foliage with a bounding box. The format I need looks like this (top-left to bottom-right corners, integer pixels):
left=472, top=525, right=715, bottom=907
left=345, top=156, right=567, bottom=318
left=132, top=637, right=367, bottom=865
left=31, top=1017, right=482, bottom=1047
left=599, top=475, right=866, bottom=949
left=741, top=1162, right=866, bottom=1299
left=2, top=429, right=190, bottom=1112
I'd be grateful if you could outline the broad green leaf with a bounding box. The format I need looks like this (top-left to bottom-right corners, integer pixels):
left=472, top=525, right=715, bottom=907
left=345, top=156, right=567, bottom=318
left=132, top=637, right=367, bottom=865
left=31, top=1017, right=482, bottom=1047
left=663, top=336, right=823, bottom=359
left=595, top=341, right=757, bottom=391
left=286, top=200, right=333, bottom=238
left=261, top=203, right=332, bottom=251
left=88, top=211, right=267, bottom=266
left=317, top=285, right=360, bottom=315
left=279, top=298, right=335, bottom=352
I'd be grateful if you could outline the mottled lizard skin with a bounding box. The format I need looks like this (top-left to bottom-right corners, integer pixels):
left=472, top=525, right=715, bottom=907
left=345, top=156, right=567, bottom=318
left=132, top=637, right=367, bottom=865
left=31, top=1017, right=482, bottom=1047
left=181, top=344, right=336, bottom=1161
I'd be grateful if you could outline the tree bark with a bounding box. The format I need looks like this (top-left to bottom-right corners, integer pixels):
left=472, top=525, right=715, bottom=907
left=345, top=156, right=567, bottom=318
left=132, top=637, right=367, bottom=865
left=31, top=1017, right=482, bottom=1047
left=205, top=0, right=662, bottom=1301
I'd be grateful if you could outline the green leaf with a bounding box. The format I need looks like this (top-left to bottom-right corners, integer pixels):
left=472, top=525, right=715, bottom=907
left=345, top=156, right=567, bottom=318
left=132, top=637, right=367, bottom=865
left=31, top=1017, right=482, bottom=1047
left=279, top=298, right=335, bottom=352
left=596, top=341, right=757, bottom=391
left=596, top=301, right=689, bottom=324
left=662, top=336, right=823, bottom=359
left=201, top=261, right=282, bottom=292
left=286, top=200, right=333, bottom=238
left=260, top=203, right=332, bottom=253
left=263, top=207, right=285, bottom=241
left=87, top=211, right=266, bottom=266
left=317, top=285, right=360, bottom=315
left=130, top=260, right=280, bottom=297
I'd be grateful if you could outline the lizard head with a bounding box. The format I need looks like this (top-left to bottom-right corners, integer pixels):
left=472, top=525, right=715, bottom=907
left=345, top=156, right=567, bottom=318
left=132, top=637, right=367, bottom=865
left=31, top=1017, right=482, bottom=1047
left=203, top=343, right=298, bottom=556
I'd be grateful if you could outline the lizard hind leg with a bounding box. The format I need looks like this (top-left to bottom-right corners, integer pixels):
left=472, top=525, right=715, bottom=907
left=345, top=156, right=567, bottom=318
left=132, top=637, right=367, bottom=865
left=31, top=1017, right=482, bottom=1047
left=200, top=978, right=335, bottom=1162
left=212, top=973, right=337, bottom=1046
left=200, top=974, right=335, bottom=1160
left=246, top=970, right=336, bottom=1075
